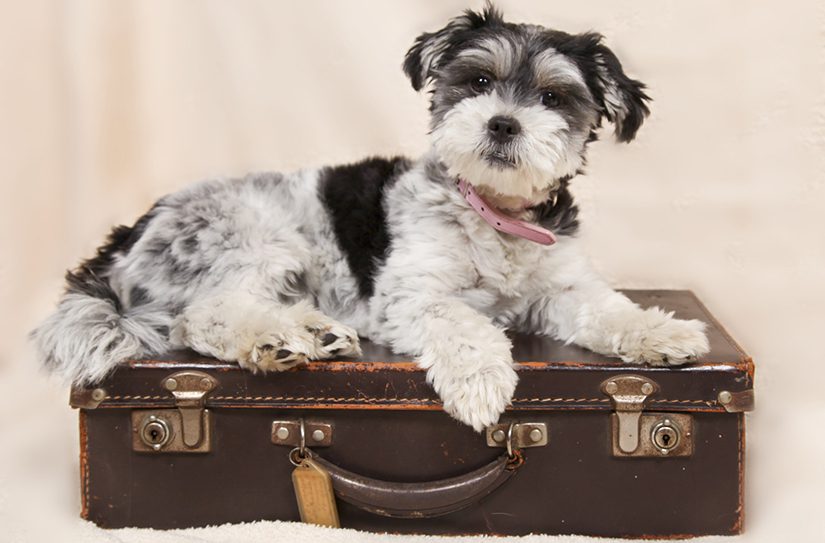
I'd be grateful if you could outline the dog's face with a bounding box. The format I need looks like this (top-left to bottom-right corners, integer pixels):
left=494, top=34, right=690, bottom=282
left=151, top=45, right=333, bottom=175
left=404, top=6, right=650, bottom=207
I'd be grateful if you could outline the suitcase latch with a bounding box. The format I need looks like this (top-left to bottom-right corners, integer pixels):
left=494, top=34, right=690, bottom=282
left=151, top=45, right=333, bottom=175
left=602, top=375, right=693, bottom=458
left=132, top=371, right=217, bottom=453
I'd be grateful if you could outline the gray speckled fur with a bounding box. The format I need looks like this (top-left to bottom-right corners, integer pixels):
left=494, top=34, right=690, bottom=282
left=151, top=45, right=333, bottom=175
left=32, top=6, right=707, bottom=432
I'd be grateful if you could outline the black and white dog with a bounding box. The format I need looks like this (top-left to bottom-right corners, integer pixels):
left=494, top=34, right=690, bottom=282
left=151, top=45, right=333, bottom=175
left=33, top=6, right=708, bottom=431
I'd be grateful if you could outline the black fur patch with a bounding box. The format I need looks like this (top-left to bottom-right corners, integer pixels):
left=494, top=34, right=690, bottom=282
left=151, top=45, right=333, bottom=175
left=319, top=157, right=412, bottom=298
left=64, top=205, right=159, bottom=310
left=547, top=32, right=650, bottom=142
left=533, top=179, right=580, bottom=237
left=129, top=286, right=151, bottom=307
left=403, top=5, right=505, bottom=91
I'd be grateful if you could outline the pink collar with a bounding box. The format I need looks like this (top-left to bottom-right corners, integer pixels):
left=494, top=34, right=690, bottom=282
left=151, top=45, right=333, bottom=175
left=456, top=178, right=557, bottom=246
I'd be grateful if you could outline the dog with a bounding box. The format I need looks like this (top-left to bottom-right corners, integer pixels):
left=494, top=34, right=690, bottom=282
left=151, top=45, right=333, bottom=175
left=33, top=5, right=709, bottom=431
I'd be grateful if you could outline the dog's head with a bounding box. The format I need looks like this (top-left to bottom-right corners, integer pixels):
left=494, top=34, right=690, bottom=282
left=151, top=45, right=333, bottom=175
left=404, top=4, right=650, bottom=207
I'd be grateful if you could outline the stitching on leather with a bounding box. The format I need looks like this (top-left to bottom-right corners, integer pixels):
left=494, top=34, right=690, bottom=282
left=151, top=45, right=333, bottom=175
left=210, top=395, right=439, bottom=403
left=651, top=399, right=712, bottom=405
left=105, top=395, right=437, bottom=402
left=107, top=395, right=166, bottom=400
left=514, top=397, right=609, bottom=403
left=103, top=394, right=713, bottom=405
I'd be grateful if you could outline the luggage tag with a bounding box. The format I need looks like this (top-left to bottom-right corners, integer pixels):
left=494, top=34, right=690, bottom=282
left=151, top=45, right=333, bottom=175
left=292, top=453, right=340, bottom=528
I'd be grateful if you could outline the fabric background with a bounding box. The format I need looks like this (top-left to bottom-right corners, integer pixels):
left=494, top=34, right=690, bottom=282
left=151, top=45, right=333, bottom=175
left=1, top=1, right=823, bottom=541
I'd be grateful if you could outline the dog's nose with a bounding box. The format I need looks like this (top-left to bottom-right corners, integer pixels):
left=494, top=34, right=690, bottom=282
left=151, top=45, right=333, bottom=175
left=487, top=115, right=521, bottom=142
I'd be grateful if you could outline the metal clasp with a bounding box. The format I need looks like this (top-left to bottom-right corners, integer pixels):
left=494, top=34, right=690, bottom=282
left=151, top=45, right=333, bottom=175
left=163, top=371, right=216, bottom=448
left=601, top=375, right=658, bottom=454
left=132, top=370, right=217, bottom=453
left=602, top=375, right=694, bottom=458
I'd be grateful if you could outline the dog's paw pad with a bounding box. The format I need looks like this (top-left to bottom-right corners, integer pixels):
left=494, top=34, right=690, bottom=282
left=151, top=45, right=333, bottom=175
left=243, top=330, right=315, bottom=372
left=310, top=324, right=362, bottom=359
left=258, top=343, right=292, bottom=359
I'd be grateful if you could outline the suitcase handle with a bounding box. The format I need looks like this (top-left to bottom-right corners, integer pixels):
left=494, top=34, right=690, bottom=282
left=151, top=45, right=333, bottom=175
left=303, top=449, right=524, bottom=519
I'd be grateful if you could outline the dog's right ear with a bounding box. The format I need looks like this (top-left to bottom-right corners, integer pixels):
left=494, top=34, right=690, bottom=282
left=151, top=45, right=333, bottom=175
left=403, top=4, right=504, bottom=91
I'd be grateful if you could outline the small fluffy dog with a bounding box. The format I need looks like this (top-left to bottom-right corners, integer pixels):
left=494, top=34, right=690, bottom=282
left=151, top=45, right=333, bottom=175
left=33, top=5, right=708, bottom=431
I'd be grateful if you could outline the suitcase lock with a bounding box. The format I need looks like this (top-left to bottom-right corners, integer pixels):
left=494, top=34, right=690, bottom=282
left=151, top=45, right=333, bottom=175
left=132, top=371, right=217, bottom=453
left=602, top=375, right=693, bottom=458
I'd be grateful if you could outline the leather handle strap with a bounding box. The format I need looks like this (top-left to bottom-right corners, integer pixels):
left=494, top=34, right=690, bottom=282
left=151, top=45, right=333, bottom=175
left=307, top=451, right=521, bottom=519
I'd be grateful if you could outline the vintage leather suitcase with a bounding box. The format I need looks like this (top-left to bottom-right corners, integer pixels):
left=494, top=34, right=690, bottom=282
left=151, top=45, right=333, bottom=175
left=70, top=290, right=754, bottom=537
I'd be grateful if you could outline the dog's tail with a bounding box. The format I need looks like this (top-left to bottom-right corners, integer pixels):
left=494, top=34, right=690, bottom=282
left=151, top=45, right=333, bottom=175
left=31, top=225, right=171, bottom=385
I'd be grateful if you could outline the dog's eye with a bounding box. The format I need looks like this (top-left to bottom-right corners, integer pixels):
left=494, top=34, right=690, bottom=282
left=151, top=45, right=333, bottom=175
left=541, top=90, right=560, bottom=108
left=470, top=75, right=492, bottom=93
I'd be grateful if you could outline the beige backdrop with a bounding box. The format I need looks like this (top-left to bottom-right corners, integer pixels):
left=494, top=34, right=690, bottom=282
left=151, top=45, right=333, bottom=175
left=1, top=1, right=823, bottom=541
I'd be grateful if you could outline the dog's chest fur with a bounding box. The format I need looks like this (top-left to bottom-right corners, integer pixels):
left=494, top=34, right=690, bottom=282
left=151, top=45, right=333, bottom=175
left=462, top=222, right=546, bottom=300
left=374, top=159, right=556, bottom=318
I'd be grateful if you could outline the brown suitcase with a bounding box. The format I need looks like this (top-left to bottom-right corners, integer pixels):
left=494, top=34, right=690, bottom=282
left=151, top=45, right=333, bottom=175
left=70, top=290, right=754, bottom=537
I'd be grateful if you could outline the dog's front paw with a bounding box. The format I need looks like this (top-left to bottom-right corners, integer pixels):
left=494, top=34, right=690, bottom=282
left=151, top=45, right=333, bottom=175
left=614, top=307, right=709, bottom=366
left=441, top=366, right=518, bottom=432
left=423, top=339, right=518, bottom=432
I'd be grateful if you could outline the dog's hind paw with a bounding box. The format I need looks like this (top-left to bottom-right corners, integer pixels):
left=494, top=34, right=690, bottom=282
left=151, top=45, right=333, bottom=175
left=239, top=318, right=362, bottom=372
left=307, top=321, right=362, bottom=359
left=241, top=327, right=317, bottom=373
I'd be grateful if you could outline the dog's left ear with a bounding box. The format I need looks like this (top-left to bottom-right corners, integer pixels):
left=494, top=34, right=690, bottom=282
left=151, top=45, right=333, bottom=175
left=574, top=34, right=651, bottom=142
left=403, top=5, right=505, bottom=91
